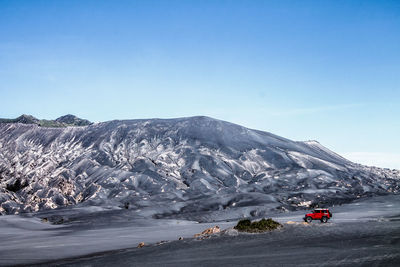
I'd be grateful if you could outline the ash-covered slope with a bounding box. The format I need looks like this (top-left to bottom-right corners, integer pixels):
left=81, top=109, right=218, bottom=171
left=0, top=116, right=399, bottom=218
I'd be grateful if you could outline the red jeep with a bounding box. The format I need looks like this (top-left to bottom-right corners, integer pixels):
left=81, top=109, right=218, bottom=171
left=304, top=208, right=332, bottom=223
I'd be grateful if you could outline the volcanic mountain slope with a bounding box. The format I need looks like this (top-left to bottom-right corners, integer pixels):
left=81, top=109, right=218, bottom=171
left=0, top=116, right=399, bottom=218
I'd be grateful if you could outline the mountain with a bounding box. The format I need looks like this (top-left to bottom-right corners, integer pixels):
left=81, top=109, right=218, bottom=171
left=55, top=114, right=92, bottom=126
left=0, top=114, right=92, bottom=127
left=0, top=116, right=399, bottom=218
left=0, top=114, right=40, bottom=124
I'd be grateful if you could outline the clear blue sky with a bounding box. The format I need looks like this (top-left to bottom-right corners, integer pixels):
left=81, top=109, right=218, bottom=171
left=1, top=0, right=399, bottom=168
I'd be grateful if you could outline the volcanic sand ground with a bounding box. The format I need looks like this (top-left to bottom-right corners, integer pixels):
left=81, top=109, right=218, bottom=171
left=0, top=195, right=399, bottom=266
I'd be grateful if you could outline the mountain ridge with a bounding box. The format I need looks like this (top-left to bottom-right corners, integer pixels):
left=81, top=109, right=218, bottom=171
left=0, top=114, right=92, bottom=127
left=0, top=116, right=398, bottom=218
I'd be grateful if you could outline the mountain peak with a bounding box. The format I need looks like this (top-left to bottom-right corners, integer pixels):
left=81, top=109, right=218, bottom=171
left=15, top=114, right=39, bottom=124
left=55, top=114, right=92, bottom=126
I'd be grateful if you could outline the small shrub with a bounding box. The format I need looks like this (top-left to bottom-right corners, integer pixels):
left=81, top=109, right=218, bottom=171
left=235, top=219, right=252, bottom=231
left=234, top=218, right=282, bottom=233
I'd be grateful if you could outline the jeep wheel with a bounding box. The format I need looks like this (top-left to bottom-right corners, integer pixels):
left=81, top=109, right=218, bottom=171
left=321, top=216, right=328, bottom=223
left=306, top=216, right=312, bottom=223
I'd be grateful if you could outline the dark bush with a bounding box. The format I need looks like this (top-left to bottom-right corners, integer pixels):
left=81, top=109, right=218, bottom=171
left=234, top=218, right=282, bottom=233
left=6, top=179, right=27, bottom=192
left=235, top=219, right=252, bottom=231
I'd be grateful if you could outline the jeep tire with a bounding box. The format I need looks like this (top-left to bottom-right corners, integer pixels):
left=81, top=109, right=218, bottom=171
left=306, top=216, right=312, bottom=223
left=321, top=216, right=328, bottom=223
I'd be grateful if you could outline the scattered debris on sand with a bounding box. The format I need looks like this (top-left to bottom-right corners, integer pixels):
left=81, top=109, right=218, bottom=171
left=156, top=240, right=168, bottom=246
left=40, top=216, right=64, bottom=224
left=286, top=221, right=310, bottom=226
left=194, top=226, right=221, bottom=238
left=220, top=228, right=239, bottom=236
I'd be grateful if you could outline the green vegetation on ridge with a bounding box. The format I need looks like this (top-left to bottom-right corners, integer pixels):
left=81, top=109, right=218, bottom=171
left=0, top=114, right=92, bottom=127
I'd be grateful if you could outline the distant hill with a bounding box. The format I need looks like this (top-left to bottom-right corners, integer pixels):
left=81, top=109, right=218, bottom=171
left=0, top=114, right=92, bottom=127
